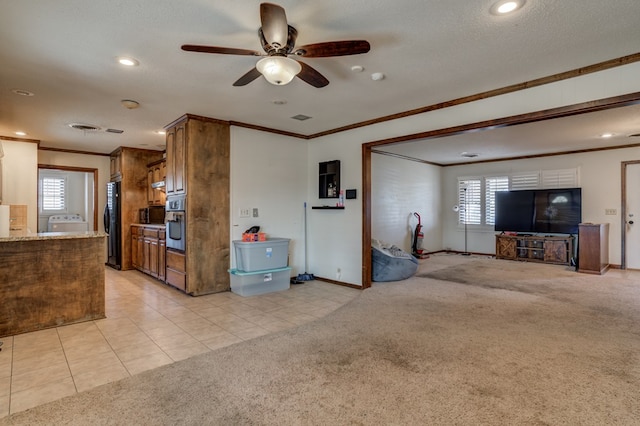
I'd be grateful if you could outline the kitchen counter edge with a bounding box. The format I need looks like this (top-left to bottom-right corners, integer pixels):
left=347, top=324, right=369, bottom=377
left=0, top=231, right=107, bottom=243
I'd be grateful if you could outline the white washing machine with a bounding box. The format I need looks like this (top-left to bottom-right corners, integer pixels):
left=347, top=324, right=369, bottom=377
left=47, top=214, right=89, bottom=233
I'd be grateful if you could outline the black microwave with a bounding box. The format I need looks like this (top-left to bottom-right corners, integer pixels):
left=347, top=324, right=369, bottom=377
left=139, top=206, right=165, bottom=224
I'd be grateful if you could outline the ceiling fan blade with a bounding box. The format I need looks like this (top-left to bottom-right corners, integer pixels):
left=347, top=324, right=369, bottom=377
left=233, top=67, right=263, bottom=86
left=181, top=44, right=262, bottom=56
left=294, top=40, right=371, bottom=57
left=296, top=61, right=329, bottom=88
left=260, top=3, right=288, bottom=49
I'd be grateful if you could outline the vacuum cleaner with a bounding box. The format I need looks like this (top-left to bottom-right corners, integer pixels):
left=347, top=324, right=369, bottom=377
left=412, top=212, right=429, bottom=259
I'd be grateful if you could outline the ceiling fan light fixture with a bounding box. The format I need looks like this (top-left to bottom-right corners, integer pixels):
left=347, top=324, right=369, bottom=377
left=256, top=56, right=302, bottom=85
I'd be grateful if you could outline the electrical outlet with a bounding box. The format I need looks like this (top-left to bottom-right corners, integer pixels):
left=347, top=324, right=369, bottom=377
left=239, top=208, right=250, bottom=218
left=252, top=208, right=259, bottom=218
left=605, top=208, right=617, bottom=215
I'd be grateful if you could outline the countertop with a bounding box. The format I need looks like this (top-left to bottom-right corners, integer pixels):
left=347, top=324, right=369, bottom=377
left=0, top=231, right=107, bottom=243
left=131, top=223, right=166, bottom=228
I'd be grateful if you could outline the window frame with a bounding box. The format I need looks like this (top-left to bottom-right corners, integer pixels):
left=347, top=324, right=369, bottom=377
left=39, top=172, right=68, bottom=213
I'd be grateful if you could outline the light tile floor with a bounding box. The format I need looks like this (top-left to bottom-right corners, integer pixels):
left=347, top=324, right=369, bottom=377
left=0, top=268, right=360, bottom=418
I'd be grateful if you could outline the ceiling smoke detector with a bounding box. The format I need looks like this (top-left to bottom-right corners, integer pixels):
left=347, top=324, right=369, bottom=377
left=68, top=123, right=101, bottom=132
left=121, top=99, right=140, bottom=109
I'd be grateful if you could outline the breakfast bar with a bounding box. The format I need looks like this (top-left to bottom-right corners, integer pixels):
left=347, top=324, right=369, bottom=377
left=0, top=232, right=106, bottom=337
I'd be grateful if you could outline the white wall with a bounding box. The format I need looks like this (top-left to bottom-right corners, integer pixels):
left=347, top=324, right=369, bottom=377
left=371, top=153, right=441, bottom=254
left=1, top=140, right=38, bottom=232
left=441, top=147, right=640, bottom=265
left=229, top=127, right=308, bottom=275
left=306, top=61, right=640, bottom=287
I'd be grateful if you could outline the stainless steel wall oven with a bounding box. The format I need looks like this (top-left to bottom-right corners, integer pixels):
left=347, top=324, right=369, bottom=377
left=165, top=195, right=185, bottom=252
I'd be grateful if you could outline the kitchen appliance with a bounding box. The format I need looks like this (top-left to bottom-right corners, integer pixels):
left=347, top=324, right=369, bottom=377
left=165, top=194, right=185, bottom=252
left=139, top=206, right=165, bottom=224
left=104, top=181, right=121, bottom=269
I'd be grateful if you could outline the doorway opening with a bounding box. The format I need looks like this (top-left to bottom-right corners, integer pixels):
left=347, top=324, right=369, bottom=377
left=37, top=164, right=99, bottom=233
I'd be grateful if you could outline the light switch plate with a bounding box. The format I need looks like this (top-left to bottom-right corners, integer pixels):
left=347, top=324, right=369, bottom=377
left=605, top=208, right=617, bottom=215
left=239, top=208, right=250, bottom=218
left=252, top=208, right=259, bottom=217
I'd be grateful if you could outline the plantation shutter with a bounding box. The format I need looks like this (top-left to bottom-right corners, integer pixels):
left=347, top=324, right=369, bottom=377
left=485, top=176, right=509, bottom=225
left=42, top=177, right=66, bottom=211
left=510, top=172, right=540, bottom=190
left=541, top=168, right=579, bottom=188
left=458, top=179, right=481, bottom=225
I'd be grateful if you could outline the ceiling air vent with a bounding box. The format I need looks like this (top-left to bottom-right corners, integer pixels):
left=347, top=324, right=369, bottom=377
left=291, top=114, right=312, bottom=121
left=68, top=123, right=101, bottom=132
left=105, top=128, right=124, bottom=134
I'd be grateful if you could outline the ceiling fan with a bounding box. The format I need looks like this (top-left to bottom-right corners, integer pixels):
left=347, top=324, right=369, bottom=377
left=181, top=2, right=370, bottom=88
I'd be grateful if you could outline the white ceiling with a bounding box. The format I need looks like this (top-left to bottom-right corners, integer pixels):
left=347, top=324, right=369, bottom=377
left=1, top=0, right=640, bottom=159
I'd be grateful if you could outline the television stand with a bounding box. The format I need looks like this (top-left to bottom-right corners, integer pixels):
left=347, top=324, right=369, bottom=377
left=495, top=234, right=574, bottom=266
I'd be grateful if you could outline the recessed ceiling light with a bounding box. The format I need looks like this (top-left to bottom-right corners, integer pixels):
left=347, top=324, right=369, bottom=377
left=460, top=152, right=479, bottom=158
left=117, top=57, right=139, bottom=66
left=490, top=0, right=525, bottom=15
left=371, top=72, right=385, bottom=81
left=600, top=133, right=614, bottom=138
left=15, top=131, right=27, bottom=136
left=11, top=89, right=34, bottom=97
left=121, top=99, right=140, bottom=109
left=155, top=130, right=166, bottom=135
left=351, top=65, right=364, bottom=73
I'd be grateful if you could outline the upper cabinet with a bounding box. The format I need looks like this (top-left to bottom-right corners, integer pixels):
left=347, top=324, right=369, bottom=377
left=319, top=160, right=340, bottom=198
left=110, top=148, right=122, bottom=181
left=147, top=159, right=166, bottom=206
left=165, top=122, right=186, bottom=196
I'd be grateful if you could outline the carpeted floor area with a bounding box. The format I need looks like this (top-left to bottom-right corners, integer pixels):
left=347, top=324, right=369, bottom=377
left=2, top=255, right=639, bottom=425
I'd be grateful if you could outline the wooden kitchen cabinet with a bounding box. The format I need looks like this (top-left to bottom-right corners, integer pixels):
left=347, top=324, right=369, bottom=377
left=131, top=224, right=166, bottom=281
left=110, top=149, right=122, bottom=180
left=147, top=159, right=166, bottom=206
left=109, top=147, right=164, bottom=270
left=163, top=114, right=230, bottom=295
left=165, top=122, right=186, bottom=196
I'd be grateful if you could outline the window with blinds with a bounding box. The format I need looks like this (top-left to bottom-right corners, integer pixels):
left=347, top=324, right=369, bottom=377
left=458, top=179, right=482, bottom=225
left=41, top=177, right=66, bottom=211
left=541, top=168, right=579, bottom=188
left=485, top=176, right=509, bottom=225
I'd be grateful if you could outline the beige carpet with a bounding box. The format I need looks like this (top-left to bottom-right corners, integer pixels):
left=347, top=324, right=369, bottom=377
left=2, top=255, right=640, bottom=425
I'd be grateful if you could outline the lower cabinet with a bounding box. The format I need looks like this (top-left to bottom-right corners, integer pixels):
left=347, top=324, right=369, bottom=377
left=166, top=249, right=186, bottom=292
left=495, top=234, right=574, bottom=266
left=131, top=225, right=166, bottom=281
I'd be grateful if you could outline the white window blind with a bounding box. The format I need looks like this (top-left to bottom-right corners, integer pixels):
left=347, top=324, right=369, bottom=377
left=510, top=172, right=540, bottom=190
left=485, top=176, right=509, bottom=225
left=541, top=168, right=579, bottom=188
left=458, top=179, right=481, bottom=225
left=41, top=177, right=66, bottom=211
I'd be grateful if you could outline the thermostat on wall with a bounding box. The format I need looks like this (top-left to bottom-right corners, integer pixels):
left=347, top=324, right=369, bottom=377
left=345, top=189, right=357, bottom=199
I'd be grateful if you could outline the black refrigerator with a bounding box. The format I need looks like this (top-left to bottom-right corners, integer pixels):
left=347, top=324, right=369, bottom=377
left=104, top=181, right=121, bottom=269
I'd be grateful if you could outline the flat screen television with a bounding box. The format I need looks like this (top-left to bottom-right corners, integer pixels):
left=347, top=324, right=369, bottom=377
left=494, top=188, right=582, bottom=234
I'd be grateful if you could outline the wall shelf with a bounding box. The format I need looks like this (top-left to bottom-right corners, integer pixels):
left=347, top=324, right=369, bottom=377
left=312, top=206, right=345, bottom=210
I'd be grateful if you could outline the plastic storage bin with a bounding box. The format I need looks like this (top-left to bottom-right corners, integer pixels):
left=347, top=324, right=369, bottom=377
left=233, top=238, right=290, bottom=272
left=229, top=267, right=291, bottom=297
